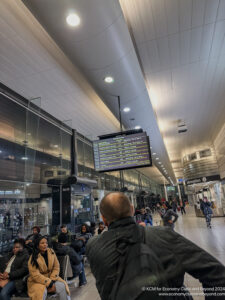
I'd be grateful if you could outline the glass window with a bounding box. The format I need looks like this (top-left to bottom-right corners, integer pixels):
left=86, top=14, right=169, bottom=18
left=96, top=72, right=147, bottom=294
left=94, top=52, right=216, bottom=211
left=189, top=153, right=197, bottom=161
left=199, top=149, right=211, bottom=158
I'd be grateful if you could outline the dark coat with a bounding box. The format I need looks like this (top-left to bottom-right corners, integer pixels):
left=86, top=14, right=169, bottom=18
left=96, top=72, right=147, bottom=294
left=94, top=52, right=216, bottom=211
left=200, top=201, right=213, bottom=215
left=162, top=209, right=179, bottom=228
left=0, top=249, right=29, bottom=294
left=54, top=243, right=82, bottom=276
left=27, top=248, right=69, bottom=300
left=87, top=217, right=225, bottom=300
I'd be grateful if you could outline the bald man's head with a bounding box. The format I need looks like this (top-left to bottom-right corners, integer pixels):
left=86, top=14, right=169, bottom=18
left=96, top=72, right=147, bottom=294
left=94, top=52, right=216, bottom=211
left=100, top=192, right=133, bottom=224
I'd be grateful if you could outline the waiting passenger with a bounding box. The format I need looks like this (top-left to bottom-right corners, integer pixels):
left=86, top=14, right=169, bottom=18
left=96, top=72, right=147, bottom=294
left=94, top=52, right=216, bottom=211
left=143, top=207, right=153, bottom=226
left=27, top=237, right=70, bottom=300
left=52, top=224, right=72, bottom=245
left=25, top=226, right=42, bottom=253
left=87, top=192, right=225, bottom=300
left=172, top=198, right=178, bottom=212
left=200, top=197, right=213, bottom=228
left=97, top=222, right=106, bottom=235
left=76, top=224, right=92, bottom=255
left=0, top=238, right=29, bottom=299
left=54, top=235, right=87, bottom=286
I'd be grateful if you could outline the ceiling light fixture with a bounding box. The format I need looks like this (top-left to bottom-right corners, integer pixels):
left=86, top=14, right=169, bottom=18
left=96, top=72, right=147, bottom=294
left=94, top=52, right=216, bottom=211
left=134, top=125, right=141, bottom=130
left=104, top=76, right=114, bottom=83
left=152, top=153, right=156, bottom=155
left=156, top=157, right=159, bottom=160
left=22, top=157, right=28, bottom=160
left=66, top=13, right=80, bottom=27
left=123, top=107, right=130, bottom=112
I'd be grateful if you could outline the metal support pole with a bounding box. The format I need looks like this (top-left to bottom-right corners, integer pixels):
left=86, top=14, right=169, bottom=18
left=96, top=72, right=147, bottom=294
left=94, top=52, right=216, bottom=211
left=60, top=184, right=62, bottom=226
left=177, top=184, right=182, bottom=202
left=164, top=180, right=168, bottom=201
left=117, top=95, right=123, bottom=189
left=117, top=96, right=122, bottom=132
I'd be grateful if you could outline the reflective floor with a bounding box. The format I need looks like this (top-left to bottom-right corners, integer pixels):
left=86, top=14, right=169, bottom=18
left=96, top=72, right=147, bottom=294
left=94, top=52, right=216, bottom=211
left=70, top=206, right=225, bottom=300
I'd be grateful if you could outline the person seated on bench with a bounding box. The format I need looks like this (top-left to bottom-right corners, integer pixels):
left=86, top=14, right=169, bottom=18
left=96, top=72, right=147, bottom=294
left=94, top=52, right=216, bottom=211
left=54, top=234, right=87, bottom=287
left=76, top=224, right=92, bottom=255
left=51, top=225, right=72, bottom=245
left=0, top=238, right=29, bottom=299
left=28, top=236, right=70, bottom=300
left=25, top=226, right=42, bottom=254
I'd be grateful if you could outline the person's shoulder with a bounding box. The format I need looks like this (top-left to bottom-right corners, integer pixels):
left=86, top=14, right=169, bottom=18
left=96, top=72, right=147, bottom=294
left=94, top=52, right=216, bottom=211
left=86, top=232, right=106, bottom=251
left=20, top=248, right=29, bottom=258
left=145, top=226, right=179, bottom=241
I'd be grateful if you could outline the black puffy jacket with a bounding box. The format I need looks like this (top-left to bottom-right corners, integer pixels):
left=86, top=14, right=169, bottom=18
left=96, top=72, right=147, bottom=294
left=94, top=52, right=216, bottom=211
left=87, top=217, right=225, bottom=300
left=54, top=243, right=82, bottom=276
left=0, top=249, right=29, bottom=294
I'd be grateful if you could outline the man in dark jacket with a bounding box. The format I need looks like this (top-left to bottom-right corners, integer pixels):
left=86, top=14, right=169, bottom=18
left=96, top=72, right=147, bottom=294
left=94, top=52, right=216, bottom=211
left=51, top=224, right=72, bottom=245
left=54, top=234, right=87, bottom=286
left=86, top=192, right=225, bottom=300
left=162, top=203, right=179, bottom=230
left=0, top=238, right=29, bottom=299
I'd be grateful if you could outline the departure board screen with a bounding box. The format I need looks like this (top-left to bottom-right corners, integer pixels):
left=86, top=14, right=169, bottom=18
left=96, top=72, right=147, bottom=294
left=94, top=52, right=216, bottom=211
left=93, top=132, right=152, bottom=172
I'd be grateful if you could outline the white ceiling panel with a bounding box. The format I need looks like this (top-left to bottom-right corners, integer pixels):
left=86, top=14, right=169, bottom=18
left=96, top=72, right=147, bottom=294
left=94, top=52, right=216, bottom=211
left=192, top=0, right=206, bottom=28
left=179, top=0, right=192, bottom=31
left=150, top=0, right=168, bottom=38
left=164, top=0, right=179, bottom=35
left=120, top=0, right=225, bottom=179
left=205, top=0, right=220, bottom=24
left=218, top=0, right=225, bottom=21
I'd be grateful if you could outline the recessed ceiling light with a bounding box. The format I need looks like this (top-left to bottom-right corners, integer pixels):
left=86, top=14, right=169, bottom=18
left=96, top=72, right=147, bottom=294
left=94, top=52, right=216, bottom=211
left=135, top=125, right=141, bottom=130
left=159, top=162, right=162, bottom=164
left=53, top=145, right=58, bottom=148
left=22, top=157, right=28, bottom=160
left=123, top=107, right=130, bottom=112
left=66, top=13, right=80, bottom=27
left=152, top=153, right=156, bottom=155
left=156, top=157, right=159, bottom=160
left=104, top=76, right=114, bottom=83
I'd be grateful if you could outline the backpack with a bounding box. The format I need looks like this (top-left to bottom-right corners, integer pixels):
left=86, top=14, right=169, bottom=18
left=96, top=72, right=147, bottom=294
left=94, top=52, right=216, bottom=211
left=109, top=226, right=168, bottom=300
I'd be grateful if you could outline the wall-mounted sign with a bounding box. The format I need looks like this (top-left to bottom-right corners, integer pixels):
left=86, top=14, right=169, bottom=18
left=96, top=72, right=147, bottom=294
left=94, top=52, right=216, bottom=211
left=186, top=175, right=221, bottom=185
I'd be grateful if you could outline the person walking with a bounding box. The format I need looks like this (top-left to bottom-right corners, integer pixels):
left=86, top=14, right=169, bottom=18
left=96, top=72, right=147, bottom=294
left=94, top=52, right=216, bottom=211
left=200, top=197, right=213, bottom=228
left=172, top=198, right=178, bottom=213
left=180, top=199, right=186, bottom=215
left=86, top=192, right=225, bottom=300
left=161, top=203, right=178, bottom=230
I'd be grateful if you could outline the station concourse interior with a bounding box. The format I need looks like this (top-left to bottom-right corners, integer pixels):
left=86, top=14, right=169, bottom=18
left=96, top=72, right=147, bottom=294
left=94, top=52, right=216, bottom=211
left=0, top=1, right=225, bottom=300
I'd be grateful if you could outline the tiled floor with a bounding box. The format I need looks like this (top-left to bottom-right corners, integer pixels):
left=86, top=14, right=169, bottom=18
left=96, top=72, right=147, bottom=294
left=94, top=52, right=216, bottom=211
left=71, top=206, right=225, bottom=300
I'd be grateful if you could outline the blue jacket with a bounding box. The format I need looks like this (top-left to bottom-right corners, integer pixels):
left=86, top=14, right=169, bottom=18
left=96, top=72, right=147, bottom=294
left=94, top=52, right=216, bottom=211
left=200, top=201, right=213, bottom=215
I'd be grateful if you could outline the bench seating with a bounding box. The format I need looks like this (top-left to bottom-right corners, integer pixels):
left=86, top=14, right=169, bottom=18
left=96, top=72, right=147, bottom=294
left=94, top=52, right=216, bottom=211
left=12, top=255, right=72, bottom=300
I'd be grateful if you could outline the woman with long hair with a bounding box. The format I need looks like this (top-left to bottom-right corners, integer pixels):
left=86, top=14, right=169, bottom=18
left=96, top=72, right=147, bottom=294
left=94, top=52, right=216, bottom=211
left=27, top=237, right=70, bottom=300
